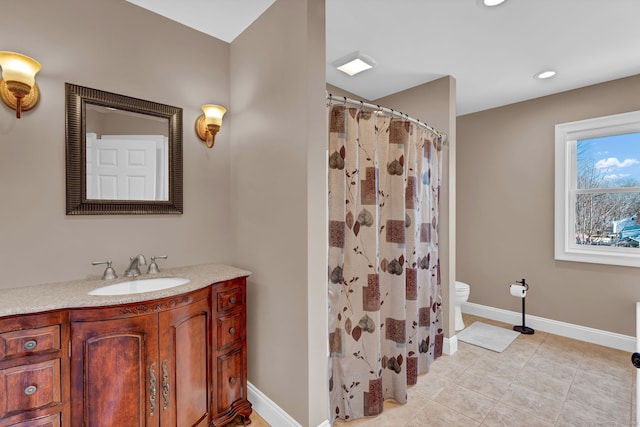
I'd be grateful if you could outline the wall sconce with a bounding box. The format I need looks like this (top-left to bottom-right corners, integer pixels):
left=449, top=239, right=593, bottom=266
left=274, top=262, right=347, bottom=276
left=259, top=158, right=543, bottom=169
left=0, top=51, right=41, bottom=119
left=195, top=104, right=226, bottom=148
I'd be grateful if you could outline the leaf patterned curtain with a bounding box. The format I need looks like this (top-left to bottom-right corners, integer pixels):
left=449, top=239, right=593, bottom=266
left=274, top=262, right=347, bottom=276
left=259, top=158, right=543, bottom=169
left=328, top=104, right=444, bottom=422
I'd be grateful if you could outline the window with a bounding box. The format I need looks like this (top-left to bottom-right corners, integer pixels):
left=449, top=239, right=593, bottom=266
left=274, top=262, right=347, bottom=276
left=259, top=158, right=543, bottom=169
left=555, top=110, right=640, bottom=267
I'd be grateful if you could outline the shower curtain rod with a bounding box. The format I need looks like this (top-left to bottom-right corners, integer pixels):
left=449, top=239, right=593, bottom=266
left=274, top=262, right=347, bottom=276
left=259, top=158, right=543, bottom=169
left=326, top=93, right=447, bottom=143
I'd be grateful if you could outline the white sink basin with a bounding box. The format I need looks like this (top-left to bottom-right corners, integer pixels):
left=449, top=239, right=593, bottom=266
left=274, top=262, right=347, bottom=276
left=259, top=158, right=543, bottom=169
left=89, top=277, right=190, bottom=296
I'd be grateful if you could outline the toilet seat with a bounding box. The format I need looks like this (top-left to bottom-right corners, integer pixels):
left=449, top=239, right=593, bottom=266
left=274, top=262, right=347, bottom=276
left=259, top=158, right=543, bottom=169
left=455, top=281, right=470, bottom=294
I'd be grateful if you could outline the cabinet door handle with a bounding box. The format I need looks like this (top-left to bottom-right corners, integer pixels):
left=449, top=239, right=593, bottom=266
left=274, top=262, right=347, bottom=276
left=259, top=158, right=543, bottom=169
left=229, top=296, right=236, bottom=304
left=149, top=362, right=157, bottom=416
left=229, top=377, right=237, bottom=385
left=24, top=340, right=37, bottom=351
left=162, top=359, right=169, bottom=411
left=24, top=385, right=37, bottom=395
left=229, top=327, right=236, bottom=335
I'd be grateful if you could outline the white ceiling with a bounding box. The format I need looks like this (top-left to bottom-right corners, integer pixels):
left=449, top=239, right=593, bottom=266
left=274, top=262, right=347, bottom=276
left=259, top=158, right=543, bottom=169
left=126, top=0, right=276, bottom=43
left=127, top=0, right=640, bottom=116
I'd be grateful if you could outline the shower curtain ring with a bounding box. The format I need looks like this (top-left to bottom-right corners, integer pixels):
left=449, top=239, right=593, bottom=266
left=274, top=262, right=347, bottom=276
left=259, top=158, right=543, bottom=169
left=343, top=96, right=347, bottom=106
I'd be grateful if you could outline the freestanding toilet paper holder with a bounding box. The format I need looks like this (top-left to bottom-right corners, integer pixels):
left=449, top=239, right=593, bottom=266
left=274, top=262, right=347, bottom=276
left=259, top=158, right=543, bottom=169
left=513, top=278, right=535, bottom=335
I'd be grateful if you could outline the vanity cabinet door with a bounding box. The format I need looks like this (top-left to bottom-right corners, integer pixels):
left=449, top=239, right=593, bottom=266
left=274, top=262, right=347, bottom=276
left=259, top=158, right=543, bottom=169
left=158, top=296, right=210, bottom=427
left=70, top=314, right=159, bottom=427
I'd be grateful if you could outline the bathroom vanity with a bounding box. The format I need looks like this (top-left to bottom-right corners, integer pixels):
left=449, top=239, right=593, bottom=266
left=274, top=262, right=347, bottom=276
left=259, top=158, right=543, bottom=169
left=0, top=263, right=251, bottom=427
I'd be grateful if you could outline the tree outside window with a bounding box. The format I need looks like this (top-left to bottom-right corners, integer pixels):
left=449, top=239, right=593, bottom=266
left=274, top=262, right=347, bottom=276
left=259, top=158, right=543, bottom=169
left=575, top=133, right=640, bottom=248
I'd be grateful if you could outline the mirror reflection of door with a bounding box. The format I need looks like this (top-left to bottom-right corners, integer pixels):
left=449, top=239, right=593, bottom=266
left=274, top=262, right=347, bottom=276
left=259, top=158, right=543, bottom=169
left=85, top=103, right=170, bottom=202
left=86, top=134, right=168, bottom=200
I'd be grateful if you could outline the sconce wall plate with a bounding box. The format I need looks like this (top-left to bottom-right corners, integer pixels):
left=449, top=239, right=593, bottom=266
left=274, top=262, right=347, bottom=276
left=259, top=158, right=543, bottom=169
left=195, top=114, right=212, bottom=139
left=0, top=80, right=39, bottom=112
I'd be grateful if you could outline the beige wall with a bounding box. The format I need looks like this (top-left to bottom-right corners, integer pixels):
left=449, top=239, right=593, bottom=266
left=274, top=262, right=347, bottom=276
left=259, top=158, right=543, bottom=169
left=375, top=77, right=457, bottom=338
left=457, top=74, right=640, bottom=337
left=230, top=0, right=327, bottom=425
left=0, top=0, right=232, bottom=289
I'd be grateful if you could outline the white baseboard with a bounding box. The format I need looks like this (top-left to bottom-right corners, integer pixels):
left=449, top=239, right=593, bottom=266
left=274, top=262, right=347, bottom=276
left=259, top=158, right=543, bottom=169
left=248, top=382, right=303, bottom=427
left=462, top=302, right=636, bottom=352
left=444, top=335, right=458, bottom=355
left=248, top=382, right=331, bottom=427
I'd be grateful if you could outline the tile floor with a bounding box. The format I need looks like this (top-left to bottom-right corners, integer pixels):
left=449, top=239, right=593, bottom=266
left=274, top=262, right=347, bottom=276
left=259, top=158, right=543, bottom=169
left=241, top=313, right=635, bottom=426
left=333, top=314, right=636, bottom=427
left=228, top=410, right=270, bottom=426
left=229, top=410, right=270, bottom=426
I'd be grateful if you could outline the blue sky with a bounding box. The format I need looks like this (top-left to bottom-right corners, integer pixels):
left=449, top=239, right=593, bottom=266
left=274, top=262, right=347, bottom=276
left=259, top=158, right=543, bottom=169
left=578, top=132, right=640, bottom=185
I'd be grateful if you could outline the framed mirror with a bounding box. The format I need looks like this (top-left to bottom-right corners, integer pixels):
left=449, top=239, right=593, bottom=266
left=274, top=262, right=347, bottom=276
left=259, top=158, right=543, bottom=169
left=65, top=83, right=183, bottom=215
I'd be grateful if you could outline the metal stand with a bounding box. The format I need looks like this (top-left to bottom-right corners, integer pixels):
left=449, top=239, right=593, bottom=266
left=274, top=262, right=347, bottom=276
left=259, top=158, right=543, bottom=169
left=513, top=278, right=535, bottom=335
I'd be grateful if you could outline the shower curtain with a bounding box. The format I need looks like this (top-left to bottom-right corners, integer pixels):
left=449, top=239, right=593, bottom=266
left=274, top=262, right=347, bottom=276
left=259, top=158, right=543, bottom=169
left=327, top=103, right=444, bottom=422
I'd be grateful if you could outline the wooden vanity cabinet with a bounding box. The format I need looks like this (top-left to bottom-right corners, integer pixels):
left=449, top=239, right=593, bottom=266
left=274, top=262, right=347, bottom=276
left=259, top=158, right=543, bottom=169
left=0, top=275, right=250, bottom=427
left=70, top=287, right=212, bottom=427
left=0, top=311, right=70, bottom=427
left=68, top=277, right=251, bottom=427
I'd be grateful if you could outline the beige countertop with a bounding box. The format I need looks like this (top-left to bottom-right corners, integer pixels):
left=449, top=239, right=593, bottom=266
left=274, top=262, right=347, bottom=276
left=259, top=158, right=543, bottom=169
left=0, top=263, right=251, bottom=317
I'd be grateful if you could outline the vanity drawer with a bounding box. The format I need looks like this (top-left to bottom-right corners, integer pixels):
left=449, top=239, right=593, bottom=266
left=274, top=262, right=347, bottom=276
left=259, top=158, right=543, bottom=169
left=0, top=326, right=61, bottom=361
left=6, top=413, right=60, bottom=427
left=216, top=287, right=244, bottom=312
left=0, top=359, right=61, bottom=418
left=216, top=347, right=245, bottom=413
left=216, top=313, right=243, bottom=349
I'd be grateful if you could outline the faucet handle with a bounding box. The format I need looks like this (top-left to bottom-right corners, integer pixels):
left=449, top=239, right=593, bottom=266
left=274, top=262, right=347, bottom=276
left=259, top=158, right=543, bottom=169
left=147, top=256, right=167, bottom=274
left=92, top=260, right=118, bottom=280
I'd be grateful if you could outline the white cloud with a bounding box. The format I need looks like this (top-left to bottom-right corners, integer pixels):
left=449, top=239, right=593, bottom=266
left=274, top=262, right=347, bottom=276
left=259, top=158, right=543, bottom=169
left=595, top=157, right=639, bottom=169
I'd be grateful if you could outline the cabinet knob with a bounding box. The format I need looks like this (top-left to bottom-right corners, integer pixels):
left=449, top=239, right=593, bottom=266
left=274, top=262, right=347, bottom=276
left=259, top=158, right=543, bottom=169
left=24, top=340, right=37, bottom=351
left=229, top=327, right=236, bottom=335
left=229, top=377, right=237, bottom=385
left=24, top=385, right=37, bottom=396
left=229, top=297, right=236, bottom=304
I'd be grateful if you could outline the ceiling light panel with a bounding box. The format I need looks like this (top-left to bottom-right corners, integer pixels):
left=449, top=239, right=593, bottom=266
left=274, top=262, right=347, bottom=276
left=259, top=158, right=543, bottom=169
left=333, top=52, right=376, bottom=77
left=337, top=58, right=373, bottom=76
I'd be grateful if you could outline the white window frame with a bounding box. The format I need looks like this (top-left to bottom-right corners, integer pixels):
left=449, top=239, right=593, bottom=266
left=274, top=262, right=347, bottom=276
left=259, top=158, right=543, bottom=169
left=555, top=110, right=640, bottom=267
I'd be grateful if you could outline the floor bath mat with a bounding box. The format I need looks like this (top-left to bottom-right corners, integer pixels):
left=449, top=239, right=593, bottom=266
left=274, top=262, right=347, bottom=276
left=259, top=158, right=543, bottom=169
left=456, top=322, right=520, bottom=352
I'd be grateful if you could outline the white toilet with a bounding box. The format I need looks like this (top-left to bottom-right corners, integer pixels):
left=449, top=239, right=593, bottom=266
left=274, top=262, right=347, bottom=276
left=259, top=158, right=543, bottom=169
left=454, top=281, right=471, bottom=331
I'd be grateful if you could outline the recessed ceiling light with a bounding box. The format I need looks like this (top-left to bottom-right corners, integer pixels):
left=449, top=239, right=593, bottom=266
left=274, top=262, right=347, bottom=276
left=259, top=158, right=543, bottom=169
left=536, top=70, right=557, bottom=79
left=483, top=0, right=506, bottom=6
left=334, top=52, right=376, bottom=77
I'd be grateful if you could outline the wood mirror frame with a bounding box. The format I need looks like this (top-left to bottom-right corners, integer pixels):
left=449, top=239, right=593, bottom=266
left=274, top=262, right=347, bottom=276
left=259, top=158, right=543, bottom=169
left=65, top=83, right=183, bottom=215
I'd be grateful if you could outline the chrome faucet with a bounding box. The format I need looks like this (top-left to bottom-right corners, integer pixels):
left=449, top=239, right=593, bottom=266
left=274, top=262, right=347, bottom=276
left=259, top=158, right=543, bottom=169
left=124, top=254, right=147, bottom=277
